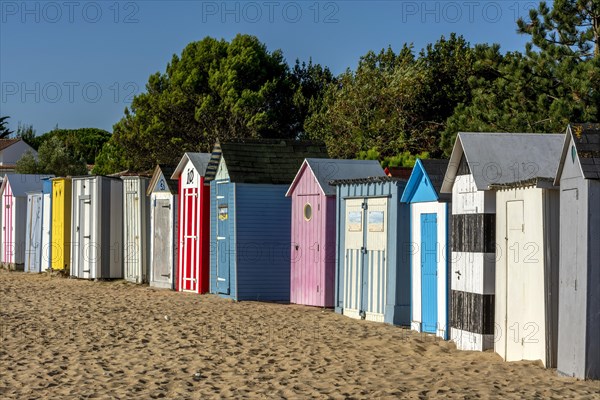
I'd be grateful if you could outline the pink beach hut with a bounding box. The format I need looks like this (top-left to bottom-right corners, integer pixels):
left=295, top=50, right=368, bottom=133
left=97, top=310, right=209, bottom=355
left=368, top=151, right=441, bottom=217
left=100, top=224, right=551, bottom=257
left=285, top=159, right=386, bottom=307
left=1, top=174, right=53, bottom=270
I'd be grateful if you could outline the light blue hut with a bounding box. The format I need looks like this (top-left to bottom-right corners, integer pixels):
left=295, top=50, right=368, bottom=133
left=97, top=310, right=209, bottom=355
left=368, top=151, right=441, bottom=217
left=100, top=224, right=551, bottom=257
left=401, top=159, right=451, bottom=339
left=333, top=176, right=410, bottom=325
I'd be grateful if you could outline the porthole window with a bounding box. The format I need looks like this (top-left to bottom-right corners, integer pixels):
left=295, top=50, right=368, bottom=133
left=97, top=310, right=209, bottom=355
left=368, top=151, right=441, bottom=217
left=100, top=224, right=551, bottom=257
left=304, top=203, right=312, bottom=221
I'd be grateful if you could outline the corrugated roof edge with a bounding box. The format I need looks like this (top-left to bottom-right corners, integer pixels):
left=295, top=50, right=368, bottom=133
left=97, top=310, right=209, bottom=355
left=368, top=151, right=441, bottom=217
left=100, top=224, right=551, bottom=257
left=489, top=177, right=556, bottom=190
left=330, top=176, right=408, bottom=185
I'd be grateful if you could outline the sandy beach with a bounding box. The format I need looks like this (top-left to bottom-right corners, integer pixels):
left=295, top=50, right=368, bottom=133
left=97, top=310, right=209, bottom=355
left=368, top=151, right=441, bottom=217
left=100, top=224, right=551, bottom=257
left=0, top=270, right=598, bottom=399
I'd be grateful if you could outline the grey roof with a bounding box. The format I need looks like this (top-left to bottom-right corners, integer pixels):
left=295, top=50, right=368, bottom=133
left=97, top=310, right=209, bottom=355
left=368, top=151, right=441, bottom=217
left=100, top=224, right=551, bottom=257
left=217, top=139, right=329, bottom=184
left=171, top=153, right=214, bottom=180
left=420, top=159, right=449, bottom=195
left=441, top=132, right=565, bottom=193
left=287, top=159, right=386, bottom=196
left=147, top=164, right=178, bottom=195
left=0, top=174, right=54, bottom=197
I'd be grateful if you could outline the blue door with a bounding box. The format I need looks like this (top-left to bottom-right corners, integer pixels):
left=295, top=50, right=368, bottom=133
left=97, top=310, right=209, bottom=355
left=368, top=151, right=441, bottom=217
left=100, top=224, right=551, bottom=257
left=216, top=182, right=230, bottom=295
left=421, top=213, right=438, bottom=333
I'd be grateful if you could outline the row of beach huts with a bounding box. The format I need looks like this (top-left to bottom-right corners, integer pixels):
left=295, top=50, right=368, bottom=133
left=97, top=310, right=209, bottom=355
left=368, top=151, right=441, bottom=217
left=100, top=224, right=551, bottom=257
left=1, top=124, right=599, bottom=380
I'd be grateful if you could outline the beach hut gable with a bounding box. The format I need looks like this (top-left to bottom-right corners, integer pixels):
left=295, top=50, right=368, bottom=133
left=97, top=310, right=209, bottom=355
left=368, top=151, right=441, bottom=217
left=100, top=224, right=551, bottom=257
left=554, top=123, right=600, bottom=380
left=210, top=140, right=329, bottom=302
left=400, top=159, right=450, bottom=203
left=286, top=158, right=385, bottom=307
left=147, top=165, right=178, bottom=195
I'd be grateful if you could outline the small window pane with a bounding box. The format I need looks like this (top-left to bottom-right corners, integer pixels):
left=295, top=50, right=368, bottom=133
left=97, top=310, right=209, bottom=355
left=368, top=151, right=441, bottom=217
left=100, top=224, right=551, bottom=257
left=368, top=211, right=384, bottom=232
left=304, top=203, right=312, bottom=221
left=219, top=205, right=228, bottom=221
left=348, top=211, right=362, bottom=232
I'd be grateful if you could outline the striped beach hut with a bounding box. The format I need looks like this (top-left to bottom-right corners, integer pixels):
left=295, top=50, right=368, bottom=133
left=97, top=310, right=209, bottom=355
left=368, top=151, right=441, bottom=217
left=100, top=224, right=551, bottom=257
left=210, top=139, right=328, bottom=301
left=554, top=123, right=600, bottom=380
left=171, top=153, right=216, bottom=294
left=0, top=174, right=53, bottom=270
left=70, top=176, right=123, bottom=279
left=441, top=132, right=566, bottom=351
left=147, top=164, right=179, bottom=289
left=285, top=159, right=385, bottom=307
left=51, top=178, right=71, bottom=271
left=400, top=159, right=451, bottom=339
left=332, top=176, right=410, bottom=325
left=490, top=134, right=563, bottom=368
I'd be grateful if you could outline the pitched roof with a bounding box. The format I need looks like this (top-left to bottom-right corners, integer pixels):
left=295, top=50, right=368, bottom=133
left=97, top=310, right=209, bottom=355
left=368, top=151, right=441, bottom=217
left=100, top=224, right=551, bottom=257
left=555, top=123, right=600, bottom=183
left=171, top=153, right=214, bottom=180
left=0, top=173, right=54, bottom=196
left=441, top=132, right=565, bottom=193
left=401, top=159, right=450, bottom=203
left=217, top=139, right=329, bottom=184
left=147, top=164, right=178, bottom=195
left=286, top=158, right=385, bottom=197
left=0, top=138, right=22, bottom=151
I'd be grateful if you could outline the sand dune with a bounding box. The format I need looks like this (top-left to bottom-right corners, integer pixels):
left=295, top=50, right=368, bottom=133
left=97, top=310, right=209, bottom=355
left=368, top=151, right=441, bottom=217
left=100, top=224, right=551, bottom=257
left=0, top=270, right=598, bottom=399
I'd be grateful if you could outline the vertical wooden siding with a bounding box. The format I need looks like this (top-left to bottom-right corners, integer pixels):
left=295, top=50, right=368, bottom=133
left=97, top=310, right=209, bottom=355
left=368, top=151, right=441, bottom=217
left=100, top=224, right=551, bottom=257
left=51, top=179, right=71, bottom=271
left=290, top=165, right=327, bottom=307
left=236, top=184, right=291, bottom=302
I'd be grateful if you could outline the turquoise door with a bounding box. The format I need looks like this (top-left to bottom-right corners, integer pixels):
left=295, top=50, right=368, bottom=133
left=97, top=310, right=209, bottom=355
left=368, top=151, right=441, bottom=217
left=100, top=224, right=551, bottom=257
left=216, top=182, right=230, bottom=295
left=421, top=213, right=438, bottom=334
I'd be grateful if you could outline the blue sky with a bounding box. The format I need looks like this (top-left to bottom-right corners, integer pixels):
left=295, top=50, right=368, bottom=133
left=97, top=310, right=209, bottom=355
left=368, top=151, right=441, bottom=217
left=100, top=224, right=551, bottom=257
left=0, top=1, right=539, bottom=135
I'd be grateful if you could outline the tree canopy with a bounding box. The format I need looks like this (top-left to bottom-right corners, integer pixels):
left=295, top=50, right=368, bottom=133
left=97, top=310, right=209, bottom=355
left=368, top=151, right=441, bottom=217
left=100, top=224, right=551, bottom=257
left=0, top=116, right=12, bottom=138
left=16, top=136, right=88, bottom=176
left=98, top=34, right=334, bottom=172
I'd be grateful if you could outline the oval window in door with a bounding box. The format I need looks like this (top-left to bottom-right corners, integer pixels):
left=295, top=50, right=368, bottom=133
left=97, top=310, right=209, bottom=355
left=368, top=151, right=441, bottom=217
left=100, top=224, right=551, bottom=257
left=303, top=203, right=312, bottom=221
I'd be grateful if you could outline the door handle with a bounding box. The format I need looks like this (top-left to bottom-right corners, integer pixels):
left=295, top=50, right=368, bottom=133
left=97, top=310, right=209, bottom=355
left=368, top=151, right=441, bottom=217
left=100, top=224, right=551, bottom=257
left=295, top=245, right=299, bottom=251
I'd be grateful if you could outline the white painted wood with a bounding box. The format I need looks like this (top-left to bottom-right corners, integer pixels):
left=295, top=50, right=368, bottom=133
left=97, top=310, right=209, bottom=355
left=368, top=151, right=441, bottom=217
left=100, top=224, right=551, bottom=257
left=452, top=174, right=496, bottom=214
left=123, top=177, right=150, bottom=284
left=70, top=177, right=123, bottom=279
left=451, top=251, right=496, bottom=295
left=41, top=192, right=51, bottom=271
left=343, top=198, right=363, bottom=317
left=451, top=328, right=495, bottom=352
left=149, top=191, right=177, bottom=289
